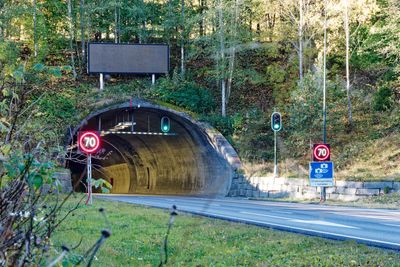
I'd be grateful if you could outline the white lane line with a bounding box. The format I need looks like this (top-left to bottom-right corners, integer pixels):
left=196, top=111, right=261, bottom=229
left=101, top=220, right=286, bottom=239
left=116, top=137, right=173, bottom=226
left=273, top=210, right=293, bottom=214
left=242, top=212, right=357, bottom=229
left=201, top=212, right=400, bottom=248
left=383, top=223, right=400, bottom=227
left=291, top=219, right=358, bottom=229
left=240, top=211, right=292, bottom=220
left=332, top=212, right=400, bottom=221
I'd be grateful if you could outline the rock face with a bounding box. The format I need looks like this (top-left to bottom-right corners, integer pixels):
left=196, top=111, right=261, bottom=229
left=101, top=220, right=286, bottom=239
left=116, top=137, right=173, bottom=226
left=53, top=169, right=73, bottom=193
left=66, top=99, right=241, bottom=196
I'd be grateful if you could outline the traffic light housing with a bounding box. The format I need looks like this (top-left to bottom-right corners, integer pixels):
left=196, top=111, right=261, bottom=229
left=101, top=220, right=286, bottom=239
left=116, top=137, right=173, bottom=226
left=271, top=112, right=282, bottom=132
left=161, top=116, right=170, bottom=133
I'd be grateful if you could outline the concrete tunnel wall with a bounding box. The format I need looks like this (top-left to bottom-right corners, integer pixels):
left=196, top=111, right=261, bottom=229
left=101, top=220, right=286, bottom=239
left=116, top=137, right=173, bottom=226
left=66, top=99, right=241, bottom=196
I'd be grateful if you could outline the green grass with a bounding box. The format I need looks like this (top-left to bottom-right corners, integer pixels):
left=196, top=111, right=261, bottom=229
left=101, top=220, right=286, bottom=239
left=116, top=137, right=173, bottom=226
left=51, top=196, right=400, bottom=266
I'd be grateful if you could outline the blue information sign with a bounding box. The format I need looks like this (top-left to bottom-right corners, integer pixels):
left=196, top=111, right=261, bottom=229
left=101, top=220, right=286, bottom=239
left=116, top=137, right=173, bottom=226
left=309, top=162, right=334, bottom=187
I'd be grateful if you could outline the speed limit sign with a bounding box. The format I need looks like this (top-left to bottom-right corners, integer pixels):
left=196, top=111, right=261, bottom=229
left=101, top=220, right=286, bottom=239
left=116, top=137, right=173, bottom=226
left=78, top=131, right=101, bottom=154
left=313, top=144, right=330, bottom=161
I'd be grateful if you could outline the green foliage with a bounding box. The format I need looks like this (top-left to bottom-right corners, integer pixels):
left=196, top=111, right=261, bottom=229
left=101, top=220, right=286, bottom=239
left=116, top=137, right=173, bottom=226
left=233, top=109, right=274, bottom=161
left=286, top=74, right=324, bottom=152
left=373, top=85, right=393, bottom=111
left=1, top=150, right=56, bottom=189
left=92, top=178, right=113, bottom=193
left=39, top=92, right=77, bottom=124
left=154, top=78, right=215, bottom=114
left=200, top=114, right=234, bottom=138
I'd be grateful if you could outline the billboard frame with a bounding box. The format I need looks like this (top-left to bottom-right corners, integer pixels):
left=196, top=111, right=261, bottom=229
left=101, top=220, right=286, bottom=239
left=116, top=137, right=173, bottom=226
left=87, top=42, right=170, bottom=75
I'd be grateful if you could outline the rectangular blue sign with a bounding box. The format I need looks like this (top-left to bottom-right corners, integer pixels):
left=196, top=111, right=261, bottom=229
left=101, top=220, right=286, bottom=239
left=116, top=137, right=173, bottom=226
left=309, top=162, right=334, bottom=187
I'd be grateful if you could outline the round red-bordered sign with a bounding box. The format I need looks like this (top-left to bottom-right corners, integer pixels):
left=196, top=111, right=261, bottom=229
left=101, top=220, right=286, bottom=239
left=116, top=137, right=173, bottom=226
left=313, top=144, right=330, bottom=161
left=78, top=131, right=101, bottom=154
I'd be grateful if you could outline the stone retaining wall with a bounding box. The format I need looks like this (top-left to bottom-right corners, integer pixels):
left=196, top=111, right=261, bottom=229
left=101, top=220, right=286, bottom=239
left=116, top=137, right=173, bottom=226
left=228, top=175, right=400, bottom=201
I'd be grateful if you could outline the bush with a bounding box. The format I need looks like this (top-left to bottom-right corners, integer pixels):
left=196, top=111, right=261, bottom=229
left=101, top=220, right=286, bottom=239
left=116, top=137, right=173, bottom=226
left=373, top=86, right=393, bottom=111
left=153, top=78, right=215, bottom=114
left=200, top=114, right=234, bottom=138
left=233, top=109, right=275, bottom=161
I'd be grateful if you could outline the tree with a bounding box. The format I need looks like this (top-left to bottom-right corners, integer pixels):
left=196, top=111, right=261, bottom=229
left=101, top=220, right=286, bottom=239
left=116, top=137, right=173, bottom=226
left=343, top=0, right=353, bottom=126
left=67, top=0, right=77, bottom=78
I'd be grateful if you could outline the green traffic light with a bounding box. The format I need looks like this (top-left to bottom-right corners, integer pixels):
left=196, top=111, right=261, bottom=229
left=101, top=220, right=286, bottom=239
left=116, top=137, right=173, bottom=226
left=271, top=112, right=282, bottom=132
left=161, top=116, right=170, bottom=133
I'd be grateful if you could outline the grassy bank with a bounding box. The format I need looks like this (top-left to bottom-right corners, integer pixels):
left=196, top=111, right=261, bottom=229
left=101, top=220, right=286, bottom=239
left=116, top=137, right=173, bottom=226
left=51, top=195, right=400, bottom=266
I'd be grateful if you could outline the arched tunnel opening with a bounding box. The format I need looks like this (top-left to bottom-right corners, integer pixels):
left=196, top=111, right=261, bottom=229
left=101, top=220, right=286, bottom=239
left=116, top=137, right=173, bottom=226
left=66, top=101, right=240, bottom=196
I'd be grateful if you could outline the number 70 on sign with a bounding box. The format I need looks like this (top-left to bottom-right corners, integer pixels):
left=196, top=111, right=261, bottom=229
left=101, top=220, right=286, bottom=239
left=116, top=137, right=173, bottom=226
left=78, top=131, right=101, bottom=154
left=313, top=144, right=330, bottom=161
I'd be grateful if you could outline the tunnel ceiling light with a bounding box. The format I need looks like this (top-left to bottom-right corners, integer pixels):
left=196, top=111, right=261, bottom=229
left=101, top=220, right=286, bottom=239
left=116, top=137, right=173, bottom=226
left=109, top=122, right=136, bottom=132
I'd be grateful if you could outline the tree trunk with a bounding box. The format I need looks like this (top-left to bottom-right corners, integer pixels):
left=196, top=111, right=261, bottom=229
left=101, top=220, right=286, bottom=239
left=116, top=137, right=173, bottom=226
left=344, top=0, right=352, bottom=126
left=180, top=0, right=185, bottom=77
left=33, top=0, right=37, bottom=58
left=199, top=0, right=206, bottom=36
left=114, top=1, right=120, bottom=43
left=80, top=0, right=86, bottom=69
left=298, top=0, right=303, bottom=84
left=68, top=0, right=77, bottom=79
left=226, top=0, right=240, bottom=106
left=217, top=0, right=226, bottom=117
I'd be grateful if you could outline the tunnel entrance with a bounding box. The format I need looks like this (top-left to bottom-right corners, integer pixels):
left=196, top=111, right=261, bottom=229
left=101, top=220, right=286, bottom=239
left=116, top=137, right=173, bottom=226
left=66, top=100, right=240, bottom=196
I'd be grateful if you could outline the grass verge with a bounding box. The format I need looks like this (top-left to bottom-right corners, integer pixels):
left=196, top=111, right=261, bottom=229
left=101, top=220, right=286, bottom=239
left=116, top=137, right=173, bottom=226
left=52, top=195, right=400, bottom=266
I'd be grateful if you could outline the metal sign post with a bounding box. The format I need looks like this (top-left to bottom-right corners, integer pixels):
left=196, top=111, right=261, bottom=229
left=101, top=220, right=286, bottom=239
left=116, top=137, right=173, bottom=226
left=78, top=131, right=101, bottom=205
left=87, top=153, right=93, bottom=205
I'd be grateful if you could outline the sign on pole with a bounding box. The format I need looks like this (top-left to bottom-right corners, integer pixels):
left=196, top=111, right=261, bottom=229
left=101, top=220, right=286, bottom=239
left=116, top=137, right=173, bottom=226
left=78, top=131, right=101, bottom=205
left=313, top=144, right=330, bottom=162
left=309, top=162, right=334, bottom=187
left=78, top=131, right=101, bottom=154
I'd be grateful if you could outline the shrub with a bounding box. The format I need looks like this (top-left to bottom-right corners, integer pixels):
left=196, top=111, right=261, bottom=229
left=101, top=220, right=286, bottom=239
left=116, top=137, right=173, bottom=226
left=153, top=78, right=215, bottom=114
left=373, top=86, right=393, bottom=111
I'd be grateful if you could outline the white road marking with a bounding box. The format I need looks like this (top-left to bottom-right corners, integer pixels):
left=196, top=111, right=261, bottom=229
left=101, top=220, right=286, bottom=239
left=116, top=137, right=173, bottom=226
left=240, top=211, right=292, bottom=220
left=273, top=210, right=293, bottom=214
left=290, top=219, right=358, bottom=229
left=241, top=211, right=357, bottom=229
left=383, top=223, right=400, bottom=227
left=333, top=212, right=400, bottom=221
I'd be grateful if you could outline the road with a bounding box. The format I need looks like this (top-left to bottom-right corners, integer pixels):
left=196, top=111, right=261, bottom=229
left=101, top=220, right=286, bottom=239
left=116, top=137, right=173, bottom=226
left=96, top=194, right=400, bottom=250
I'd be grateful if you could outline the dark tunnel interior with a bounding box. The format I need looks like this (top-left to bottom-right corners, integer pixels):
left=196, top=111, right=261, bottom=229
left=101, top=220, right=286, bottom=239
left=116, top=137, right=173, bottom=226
left=66, top=105, right=233, bottom=196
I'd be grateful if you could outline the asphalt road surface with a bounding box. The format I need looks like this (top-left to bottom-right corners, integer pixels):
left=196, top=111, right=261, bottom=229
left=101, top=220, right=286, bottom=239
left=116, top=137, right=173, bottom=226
left=96, top=194, right=400, bottom=250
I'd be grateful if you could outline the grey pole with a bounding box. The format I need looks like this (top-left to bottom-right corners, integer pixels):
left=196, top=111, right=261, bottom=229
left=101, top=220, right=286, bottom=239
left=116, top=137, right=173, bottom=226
left=274, top=130, right=278, bottom=177
left=87, top=153, right=93, bottom=205
left=321, top=0, right=328, bottom=202
left=100, top=73, right=104, bottom=90
left=152, top=74, right=156, bottom=85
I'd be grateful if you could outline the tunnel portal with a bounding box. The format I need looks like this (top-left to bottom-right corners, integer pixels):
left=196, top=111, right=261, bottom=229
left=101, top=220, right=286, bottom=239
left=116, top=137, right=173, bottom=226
left=66, top=100, right=240, bottom=196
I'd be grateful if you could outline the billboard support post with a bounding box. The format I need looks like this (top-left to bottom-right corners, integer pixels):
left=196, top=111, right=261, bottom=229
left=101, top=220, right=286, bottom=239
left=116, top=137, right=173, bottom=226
left=100, top=73, right=104, bottom=90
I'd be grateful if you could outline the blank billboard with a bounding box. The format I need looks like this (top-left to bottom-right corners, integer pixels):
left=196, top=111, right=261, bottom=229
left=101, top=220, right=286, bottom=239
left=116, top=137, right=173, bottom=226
left=88, top=43, right=169, bottom=74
